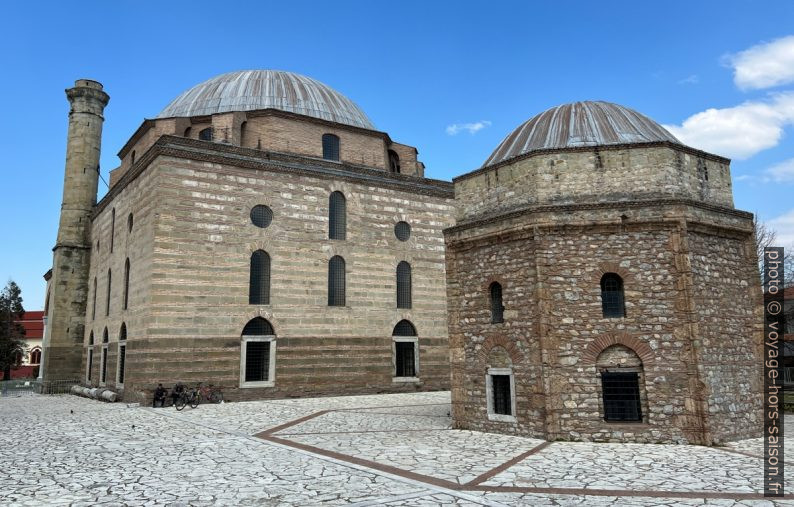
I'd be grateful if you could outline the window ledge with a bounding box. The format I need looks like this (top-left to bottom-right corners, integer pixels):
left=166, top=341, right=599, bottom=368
left=488, top=413, right=517, bottom=423
left=240, top=381, right=275, bottom=388
left=392, top=376, right=420, bottom=383
left=603, top=421, right=648, bottom=427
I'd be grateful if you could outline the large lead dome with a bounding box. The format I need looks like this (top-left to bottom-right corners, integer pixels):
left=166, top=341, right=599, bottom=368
left=484, top=101, right=680, bottom=167
left=157, top=70, right=375, bottom=129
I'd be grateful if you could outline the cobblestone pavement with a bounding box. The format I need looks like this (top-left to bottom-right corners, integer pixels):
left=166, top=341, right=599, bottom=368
left=1, top=392, right=792, bottom=506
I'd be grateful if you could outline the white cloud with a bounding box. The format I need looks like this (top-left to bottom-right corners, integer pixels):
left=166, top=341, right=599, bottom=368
left=662, top=92, right=794, bottom=159
left=769, top=209, right=794, bottom=250
left=763, top=157, right=794, bottom=183
left=446, top=120, right=491, bottom=136
left=726, top=35, right=794, bottom=90
left=678, top=74, right=699, bottom=85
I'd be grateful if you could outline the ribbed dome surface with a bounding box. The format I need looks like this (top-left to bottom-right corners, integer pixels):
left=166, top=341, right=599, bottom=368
left=484, top=101, right=680, bottom=167
left=157, top=70, right=375, bottom=129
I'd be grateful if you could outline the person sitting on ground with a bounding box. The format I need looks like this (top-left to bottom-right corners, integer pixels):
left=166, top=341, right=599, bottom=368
left=152, top=384, right=167, bottom=408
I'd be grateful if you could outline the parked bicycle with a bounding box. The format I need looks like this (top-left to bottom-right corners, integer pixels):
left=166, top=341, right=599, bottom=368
left=174, top=385, right=200, bottom=411
left=196, top=382, right=224, bottom=404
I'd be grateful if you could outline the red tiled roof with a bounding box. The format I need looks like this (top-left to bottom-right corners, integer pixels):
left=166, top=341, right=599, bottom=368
left=15, top=311, right=44, bottom=339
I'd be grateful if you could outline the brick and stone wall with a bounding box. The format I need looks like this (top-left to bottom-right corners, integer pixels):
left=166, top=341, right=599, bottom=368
left=84, top=138, right=454, bottom=403
left=446, top=145, right=762, bottom=445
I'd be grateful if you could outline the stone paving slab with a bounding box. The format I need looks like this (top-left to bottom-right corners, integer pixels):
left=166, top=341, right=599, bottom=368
left=479, top=441, right=793, bottom=493
left=2, top=392, right=793, bottom=506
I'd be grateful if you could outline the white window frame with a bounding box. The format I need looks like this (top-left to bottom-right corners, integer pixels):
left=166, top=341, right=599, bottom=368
left=116, top=341, right=127, bottom=388
left=240, top=335, right=276, bottom=388
left=486, top=367, right=517, bottom=422
left=392, top=337, right=419, bottom=383
left=100, top=345, right=108, bottom=386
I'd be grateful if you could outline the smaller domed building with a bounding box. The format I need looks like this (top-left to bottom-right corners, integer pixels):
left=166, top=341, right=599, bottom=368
left=445, top=101, right=763, bottom=445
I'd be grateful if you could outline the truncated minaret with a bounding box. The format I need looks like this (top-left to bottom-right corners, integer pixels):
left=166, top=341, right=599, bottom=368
left=41, top=80, right=109, bottom=381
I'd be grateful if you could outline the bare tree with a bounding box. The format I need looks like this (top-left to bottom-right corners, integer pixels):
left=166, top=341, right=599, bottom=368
left=753, top=217, right=793, bottom=288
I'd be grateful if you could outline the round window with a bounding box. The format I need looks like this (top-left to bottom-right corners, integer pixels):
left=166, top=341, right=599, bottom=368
left=250, top=205, right=273, bottom=228
left=394, top=221, right=411, bottom=241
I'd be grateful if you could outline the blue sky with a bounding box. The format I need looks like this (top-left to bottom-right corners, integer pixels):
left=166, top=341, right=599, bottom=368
left=2, top=1, right=794, bottom=309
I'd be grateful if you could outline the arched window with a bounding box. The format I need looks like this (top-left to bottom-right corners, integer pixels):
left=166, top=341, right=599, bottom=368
left=388, top=149, right=401, bottom=173
left=100, top=327, right=109, bottom=385
left=110, top=208, right=115, bottom=253
left=29, top=348, right=41, bottom=365
left=392, top=320, right=417, bottom=378
left=117, top=323, right=127, bottom=386
left=597, top=344, right=646, bottom=422
left=92, top=277, right=97, bottom=320
left=490, top=282, right=504, bottom=323
left=600, top=273, right=626, bottom=318
left=396, top=261, right=412, bottom=309
left=328, top=256, right=346, bottom=306
left=322, top=133, right=340, bottom=161
left=328, top=191, right=346, bottom=240
left=123, top=259, right=130, bottom=310
left=106, top=269, right=112, bottom=316
left=184, top=127, right=192, bottom=138
left=199, top=127, right=213, bottom=141
left=87, top=332, right=94, bottom=383
left=240, top=121, right=247, bottom=147
left=241, top=317, right=276, bottom=387
left=127, top=213, right=133, bottom=233
left=130, top=150, right=136, bottom=165
left=249, top=250, right=271, bottom=305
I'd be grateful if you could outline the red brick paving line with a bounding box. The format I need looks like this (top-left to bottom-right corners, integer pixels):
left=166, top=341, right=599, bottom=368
left=464, top=441, right=552, bottom=487
left=276, top=428, right=453, bottom=437
left=257, top=410, right=794, bottom=501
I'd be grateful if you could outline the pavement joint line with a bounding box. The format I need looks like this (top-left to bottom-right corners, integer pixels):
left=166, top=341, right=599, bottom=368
left=339, top=410, right=452, bottom=419
left=255, top=409, right=330, bottom=436
left=142, top=405, right=509, bottom=507
left=465, top=484, right=794, bottom=500
left=275, top=428, right=453, bottom=437
left=333, top=402, right=452, bottom=412
left=345, top=489, right=438, bottom=506
left=464, top=441, right=552, bottom=487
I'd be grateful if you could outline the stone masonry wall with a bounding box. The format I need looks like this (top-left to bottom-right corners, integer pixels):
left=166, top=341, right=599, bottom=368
left=453, top=146, right=733, bottom=221
left=93, top=152, right=454, bottom=402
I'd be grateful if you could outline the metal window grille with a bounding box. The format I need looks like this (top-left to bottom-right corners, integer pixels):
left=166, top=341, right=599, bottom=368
left=106, top=269, right=111, bottom=316
left=396, top=262, right=412, bottom=309
left=87, top=349, right=93, bottom=381
left=123, top=259, right=130, bottom=310
left=118, top=345, right=126, bottom=384
left=491, top=375, right=512, bottom=415
left=110, top=208, right=115, bottom=253
left=242, top=317, right=274, bottom=336
left=245, top=341, right=270, bottom=382
left=600, top=273, right=625, bottom=318
left=100, top=347, right=107, bottom=384
left=322, top=134, right=340, bottom=161
left=249, top=250, right=271, bottom=305
left=250, top=205, right=273, bottom=228
left=92, top=278, right=97, bottom=320
left=329, top=192, right=346, bottom=240
left=395, top=342, right=416, bottom=377
left=199, top=127, right=213, bottom=141
left=328, top=256, right=346, bottom=306
left=392, top=320, right=417, bottom=337
left=394, top=221, right=411, bottom=241
left=601, top=371, right=642, bottom=422
left=490, top=283, right=504, bottom=323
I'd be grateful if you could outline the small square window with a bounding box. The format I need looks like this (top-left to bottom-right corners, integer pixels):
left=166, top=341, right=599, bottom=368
left=486, top=368, right=516, bottom=422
